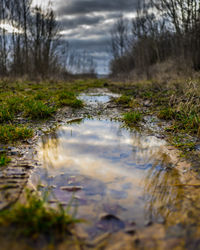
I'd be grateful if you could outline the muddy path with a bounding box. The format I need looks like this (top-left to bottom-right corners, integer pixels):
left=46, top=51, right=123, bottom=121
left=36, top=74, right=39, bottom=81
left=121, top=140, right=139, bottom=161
left=1, top=88, right=200, bottom=249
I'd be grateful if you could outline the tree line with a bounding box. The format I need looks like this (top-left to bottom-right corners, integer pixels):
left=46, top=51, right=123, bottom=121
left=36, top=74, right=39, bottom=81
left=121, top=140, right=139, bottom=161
left=0, top=0, right=96, bottom=78
left=110, top=0, right=200, bottom=78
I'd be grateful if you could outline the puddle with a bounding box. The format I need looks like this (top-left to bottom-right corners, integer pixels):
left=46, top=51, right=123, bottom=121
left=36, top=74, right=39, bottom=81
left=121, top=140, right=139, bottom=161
left=30, top=93, right=200, bottom=242
left=31, top=117, right=186, bottom=237
left=79, top=92, right=119, bottom=106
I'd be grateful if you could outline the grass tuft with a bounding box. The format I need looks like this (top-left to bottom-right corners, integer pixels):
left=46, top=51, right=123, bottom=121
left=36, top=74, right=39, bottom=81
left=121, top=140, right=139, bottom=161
left=24, top=99, right=55, bottom=119
left=0, top=155, right=11, bottom=167
left=0, top=125, right=33, bottom=143
left=114, top=95, right=132, bottom=106
left=57, top=91, right=83, bottom=108
left=0, top=189, right=81, bottom=238
left=0, top=105, right=14, bottom=123
left=6, top=96, right=24, bottom=113
left=158, top=107, right=177, bottom=120
left=123, top=111, right=143, bottom=126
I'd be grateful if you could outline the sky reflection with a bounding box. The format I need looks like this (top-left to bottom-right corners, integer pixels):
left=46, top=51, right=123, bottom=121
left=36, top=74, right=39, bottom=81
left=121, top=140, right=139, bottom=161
left=31, top=118, right=192, bottom=237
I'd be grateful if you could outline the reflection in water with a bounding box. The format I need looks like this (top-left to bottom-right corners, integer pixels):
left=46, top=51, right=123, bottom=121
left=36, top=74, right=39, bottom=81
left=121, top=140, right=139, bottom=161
left=143, top=156, right=182, bottom=222
left=31, top=118, right=200, bottom=239
left=79, top=92, right=119, bottom=106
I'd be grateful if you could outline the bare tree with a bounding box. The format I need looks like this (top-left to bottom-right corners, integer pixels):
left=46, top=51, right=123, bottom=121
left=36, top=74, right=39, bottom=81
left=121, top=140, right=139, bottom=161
left=0, top=0, right=71, bottom=78
left=110, top=16, right=130, bottom=59
left=110, top=0, right=200, bottom=77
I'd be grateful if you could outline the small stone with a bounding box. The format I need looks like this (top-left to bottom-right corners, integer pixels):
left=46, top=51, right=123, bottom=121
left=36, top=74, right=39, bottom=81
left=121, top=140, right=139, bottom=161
left=26, top=139, right=33, bottom=145
left=60, top=186, right=83, bottom=192
left=98, top=214, right=125, bottom=232
left=124, top=227, right=136, bottom=235
left=144, top=100, right=151, bottom=107
left=10, top=149, right=20, bottom=156
left=145, top=220, right=153, bottom=227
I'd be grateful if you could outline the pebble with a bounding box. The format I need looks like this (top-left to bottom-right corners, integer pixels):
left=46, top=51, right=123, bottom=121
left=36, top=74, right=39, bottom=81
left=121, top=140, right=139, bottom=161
left=60, top=186, right=83, bottom=192
left=124, top=227, right=136, bottom=235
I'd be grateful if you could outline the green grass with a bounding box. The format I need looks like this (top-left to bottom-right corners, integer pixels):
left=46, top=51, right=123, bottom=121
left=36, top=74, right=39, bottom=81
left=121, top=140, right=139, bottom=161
left=112, top=79, right=200, bottom=135
left=6, top=96, right=25, bottom=113
left=123, top=111, right=143, bottom=126
left=0, top=189, right=81, bottom=238
left=114, top=95, right=132, bottom=106
left=59, top=98, right=83, bottom=108
left=57, top=91, right=83, bottom=108
left=0, top=155, right=11, bottom=167
left=0, top=105, right=14, bottom=123
left=0, top=125, right=33, bottom=143
left=159, top=107, right=200, bottom=134
left=0, top=79, right=107, bottom=144
left=24, top=99, right=56, bottom=119
left=158, top=107, right=177, bottom=120
left=170, top=136, right=196, bottom=151
left=34, top=91, right=51, bottom=100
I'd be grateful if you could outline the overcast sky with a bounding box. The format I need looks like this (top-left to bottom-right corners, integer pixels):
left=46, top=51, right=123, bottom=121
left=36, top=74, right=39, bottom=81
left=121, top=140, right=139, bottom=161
left=33, top=0, right=138, bottom=74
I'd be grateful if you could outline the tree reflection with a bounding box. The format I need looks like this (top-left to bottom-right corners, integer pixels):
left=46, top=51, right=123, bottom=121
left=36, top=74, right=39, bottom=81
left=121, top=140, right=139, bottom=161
left=143, top=153, right=186, bottom=223
left=40, top=132, right=60, bottom=169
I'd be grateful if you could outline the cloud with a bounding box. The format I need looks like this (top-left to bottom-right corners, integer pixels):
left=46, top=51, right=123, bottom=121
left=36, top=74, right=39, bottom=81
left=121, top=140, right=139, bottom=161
left=52, top=0, right=139, bottom=74
left=59, top=14, right=103, bottom=29
left=56, top=0, right=137, bottom=16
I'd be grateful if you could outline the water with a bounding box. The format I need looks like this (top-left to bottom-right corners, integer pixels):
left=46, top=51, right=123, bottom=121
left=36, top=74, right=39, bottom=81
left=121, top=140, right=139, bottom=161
left=31, top=118, right=180, bottom=235
left=79, top=92, right=120, bottom=106
left=30, top=94, right=200, bottom=241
